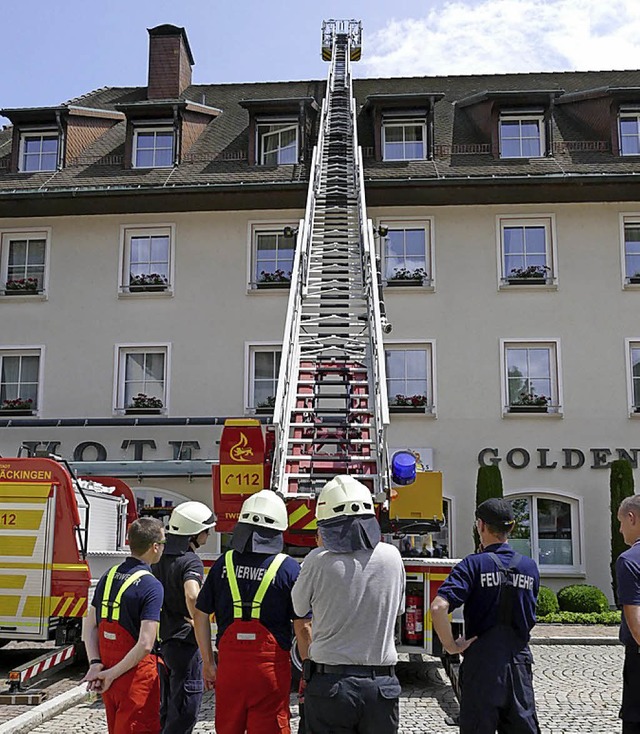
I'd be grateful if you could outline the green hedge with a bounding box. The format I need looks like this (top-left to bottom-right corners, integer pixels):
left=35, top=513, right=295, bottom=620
left=557, top=584, right=609, bottom=613
left=536, top=585, right=559, bottom=616
left=537, top=610, right=621, bottom=625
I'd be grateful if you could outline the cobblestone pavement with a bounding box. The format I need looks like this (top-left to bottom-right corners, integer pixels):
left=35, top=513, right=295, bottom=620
left=19, top=644, right=624, bottom=734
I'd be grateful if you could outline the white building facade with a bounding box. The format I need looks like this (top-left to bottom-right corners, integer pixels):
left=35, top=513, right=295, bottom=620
left=2, top=25, right=640, bottom=596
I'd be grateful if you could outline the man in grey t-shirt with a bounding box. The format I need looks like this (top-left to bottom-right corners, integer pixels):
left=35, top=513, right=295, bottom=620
left=292, top=475, right=405, bottom=734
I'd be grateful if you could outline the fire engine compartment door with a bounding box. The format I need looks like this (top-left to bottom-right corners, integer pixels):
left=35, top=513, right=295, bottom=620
left=0, top=483, right=55, bottom=639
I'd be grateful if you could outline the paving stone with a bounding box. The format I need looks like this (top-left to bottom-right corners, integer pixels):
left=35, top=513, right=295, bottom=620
left=24, top=644, right=625, bottom=733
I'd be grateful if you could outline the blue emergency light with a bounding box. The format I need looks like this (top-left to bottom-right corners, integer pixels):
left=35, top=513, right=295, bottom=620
left=391, top=451, right=417, bottom=485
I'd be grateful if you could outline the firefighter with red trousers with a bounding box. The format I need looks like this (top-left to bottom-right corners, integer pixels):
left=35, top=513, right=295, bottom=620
left=82, top=517, right=166, bottom=734
left=193, top=490, right=311, bottom=734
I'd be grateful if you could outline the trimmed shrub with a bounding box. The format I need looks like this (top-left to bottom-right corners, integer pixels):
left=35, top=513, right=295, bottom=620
left=537, top=610, right=621, bottom=625
left=473, top=464, right=503, bottom=549
left=536, top=585, right=559, bottom=617
left=557, top=584, right=608, bottom=613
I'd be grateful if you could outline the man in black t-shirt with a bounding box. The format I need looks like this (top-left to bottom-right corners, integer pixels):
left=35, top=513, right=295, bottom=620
left=152, top=501, right=216, bottom=734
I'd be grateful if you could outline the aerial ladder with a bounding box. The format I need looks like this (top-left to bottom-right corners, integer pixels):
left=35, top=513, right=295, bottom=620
left=213, top=21, right=458, bottom=674
left=270, top=20, right=391, bottom=502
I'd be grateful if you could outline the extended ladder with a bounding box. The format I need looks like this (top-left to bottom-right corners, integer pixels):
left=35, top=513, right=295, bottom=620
left=272, top=20, right=390, bottom=500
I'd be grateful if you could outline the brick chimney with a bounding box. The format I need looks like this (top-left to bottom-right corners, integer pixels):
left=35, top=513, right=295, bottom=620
left=147, top=25, right=195, bottom=99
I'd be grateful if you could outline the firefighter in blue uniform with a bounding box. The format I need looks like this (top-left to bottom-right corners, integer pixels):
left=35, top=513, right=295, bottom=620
left=152, top=501, right=216, bottom=734
left=193, top=490, right=312, bottom=734
left=431, top=498, right=541, bottom=734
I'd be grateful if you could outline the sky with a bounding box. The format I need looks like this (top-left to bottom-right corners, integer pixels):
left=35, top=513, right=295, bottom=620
left=3, top=0, right=640, bottom=127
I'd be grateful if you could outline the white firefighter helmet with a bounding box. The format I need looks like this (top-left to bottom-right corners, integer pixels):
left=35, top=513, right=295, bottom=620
left=239, top=490, right=288, bottom=532
left=168, top=501, right=216, bottom=536
left=316, top=475, right=374, bottom=522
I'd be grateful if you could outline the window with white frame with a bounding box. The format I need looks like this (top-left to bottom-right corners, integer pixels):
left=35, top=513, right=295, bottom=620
left=509, top=494, right=581, bottom=570
left=503, top=341, right=559, bottom=413
left=252, top=228, right=295, bottom=287
left=385, top=346, right=432, bottom=411
left=382, top=116, right=427, bottom=161
left=257, top=121, right=298, bottom=165
left=250, top=348, right=281, bottom=410
left=382, top=222, right=430, bottom=284
left=627, top=342, right=640, bottom=412
left=623, top=220, right=640, bottom=281
left=116, top=347, right=167, bottom=411
left=499, top=113, right=544, bottom=158
left=500, top=218, right=553, bottom=282
left=0, top=350, right=41, bottom=412
left=619, top=112, right=640, bottom=156
left=1, top=231, right=48, bottom=294
left=133, top=128, right=174, bottom=168
left=121, top=227, right=172, bottom=292
left=19, top=132, right=59, bottom=172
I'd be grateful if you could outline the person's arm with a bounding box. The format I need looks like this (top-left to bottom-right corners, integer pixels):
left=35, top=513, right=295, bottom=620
left=96, top=619, right=158, bottom=693
left=81, top=607, right=104, bottom=690
left=291, top=554, right=316, bottom=617
left=293, top=618, right=312, bottom=661
left=430, top=595, right=477, bottom=656
left=184, top=578, right=201, bottom=624
left=193, top=608, right=216, bottom=690
left=623, top=604, right=640, bottom=646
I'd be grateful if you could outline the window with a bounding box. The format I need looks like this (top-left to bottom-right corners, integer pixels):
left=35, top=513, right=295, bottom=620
left=509, top=494, right=581, bottom=572
left=257, top=121, right=298, bottom=165
left=385, top=345, right=434, bottom=413
left=116, top=346, right=168, bottom=412
left=499, top=114, right=544, bottom=158
left=1, top=230, right=48, bottom=295
left=120, top=226, right=173, bottom=293
left=251, top=227, right=295, bottom=288
left=499, top=217, right=554, bottom=284
left=382, top=117, right=426, bottom=161
left=249, top=348, right=281, bottom=411
left=619, top=113, right=640, bottom=156
left=622, top=220, right=640, bottom=282
left=19, top=132, right=58, bottom=172
left=502, top=340, right=561, bottom=414
left=133, top=128, right=174, bottom=168
left=0, top=350, right=41, bottom=412
left=626, top=340, right=640, bottom=414
left=381, top=221, right=431, bottom=285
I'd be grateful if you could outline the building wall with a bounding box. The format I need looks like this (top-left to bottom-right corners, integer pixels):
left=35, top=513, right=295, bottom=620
left=1, top=199, right=638, bottom=597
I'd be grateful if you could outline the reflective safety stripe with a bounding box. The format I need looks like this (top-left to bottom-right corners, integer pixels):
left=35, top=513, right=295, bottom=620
left=225, top=550, right=287, bottom=620
left=100, top=566, right=151, bottom=622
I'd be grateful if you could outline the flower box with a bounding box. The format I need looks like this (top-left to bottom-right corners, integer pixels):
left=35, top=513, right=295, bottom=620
left=256, top=281, right=289, bottom=290
left=129, top=284, right=168, bottom=293
left=255, top=406, right=275, bottom=414
left=629, top=277, right=640, bottom=285
left=386, top=279, right=426, bottom=288
left=4, top=288, right=40, bottom=296
left=124, top=407, right=163, bottom=415
left=0, top=409, right=34, bottom=416
left=509, top=405, right=548, bottom=414
left=389, top=405, right=427, bottom=414
left=507, top=277, right=546, bottom=285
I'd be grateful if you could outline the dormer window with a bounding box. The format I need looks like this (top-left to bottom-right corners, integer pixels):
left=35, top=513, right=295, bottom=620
left=19, top=131, right=58, bottom=172
left=382, top=115, right=426, bottom=161
left=499, top=112, right=545, bottom=158
left=619, top=111, right=640, bottom=156
left=257, top=120, right=298, bottom=165
left=133, top=127, right=174, bottom=168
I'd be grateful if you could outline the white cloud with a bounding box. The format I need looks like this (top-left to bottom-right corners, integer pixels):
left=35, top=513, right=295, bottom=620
left=359, top=0, right=640, bottom=78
